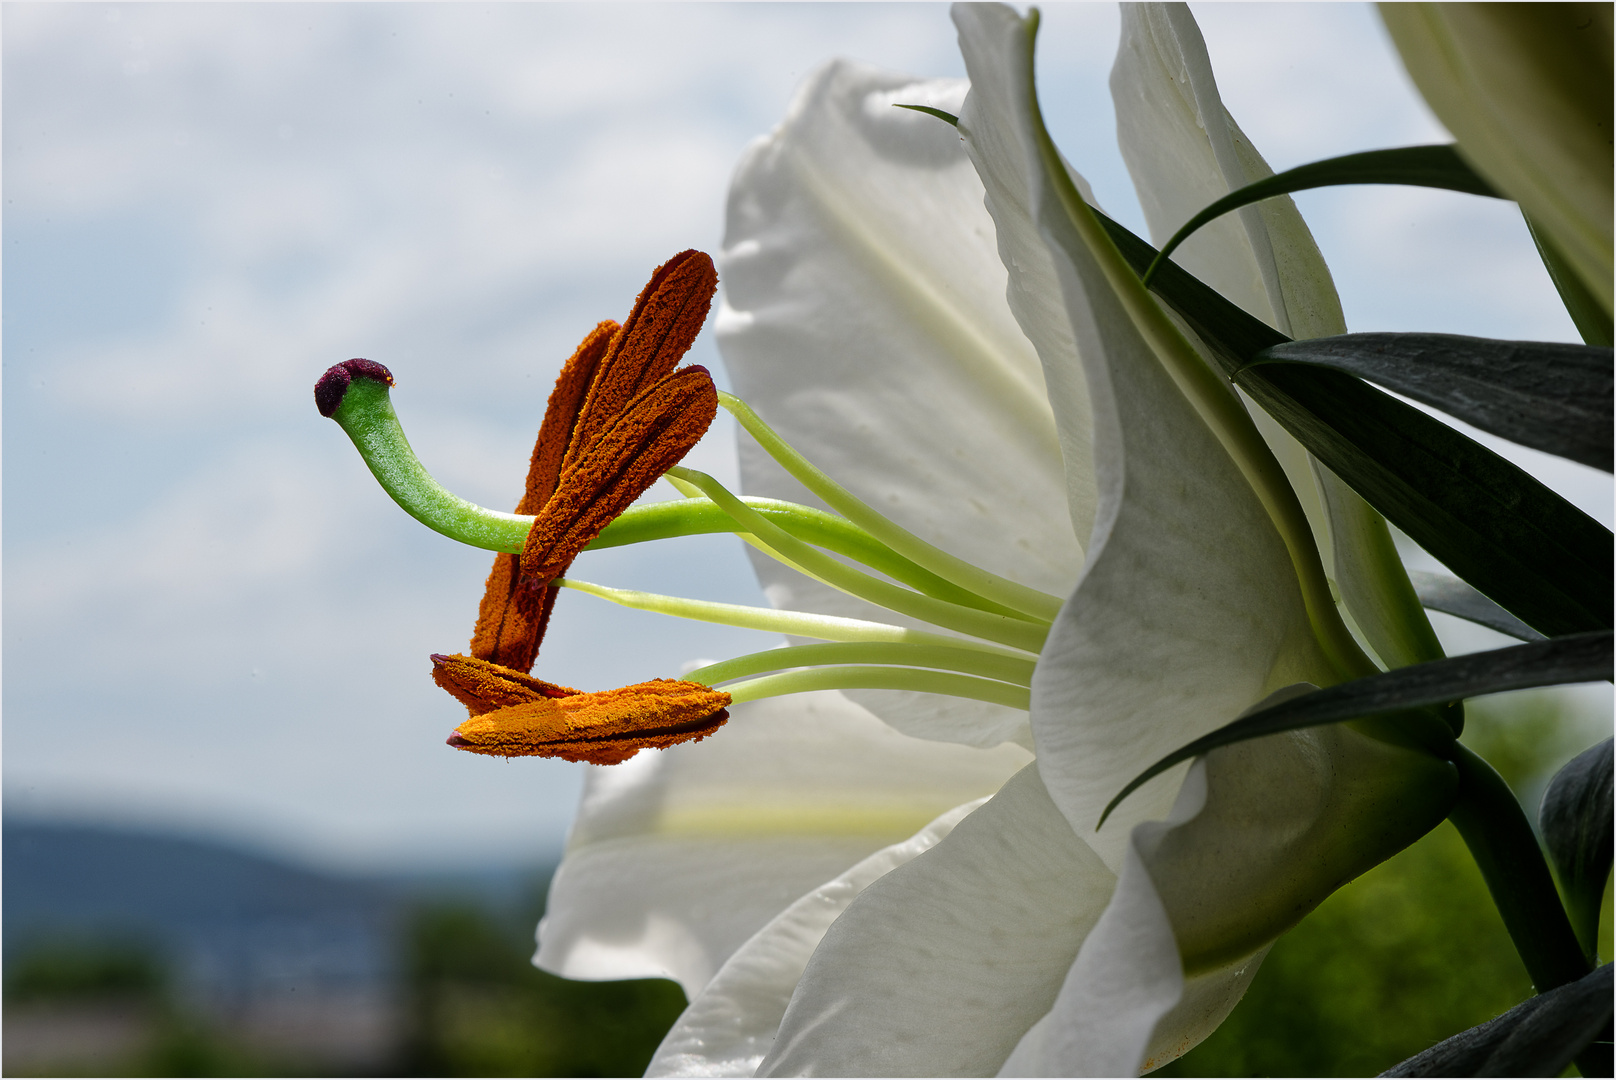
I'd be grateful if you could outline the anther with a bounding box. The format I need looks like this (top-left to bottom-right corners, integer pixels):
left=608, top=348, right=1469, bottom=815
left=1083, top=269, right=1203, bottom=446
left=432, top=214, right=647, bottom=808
left=445, top=679, right=732, bottom=764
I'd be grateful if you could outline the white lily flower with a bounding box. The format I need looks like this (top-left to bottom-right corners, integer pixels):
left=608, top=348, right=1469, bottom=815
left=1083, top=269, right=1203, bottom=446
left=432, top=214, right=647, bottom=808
left=540, top=4, right=1459, bottom=1075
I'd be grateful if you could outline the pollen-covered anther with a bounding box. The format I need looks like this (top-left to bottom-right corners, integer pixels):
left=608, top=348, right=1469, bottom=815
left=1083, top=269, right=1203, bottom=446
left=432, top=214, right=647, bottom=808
left=430, top=653, right=578, bottom=717
left=445, top=679, right=732, bottom=765
left=520, top=364, right=719, bottom=583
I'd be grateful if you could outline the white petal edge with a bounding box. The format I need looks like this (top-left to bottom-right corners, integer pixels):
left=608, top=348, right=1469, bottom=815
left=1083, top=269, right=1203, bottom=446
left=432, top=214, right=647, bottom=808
left=646, top=797, right=989, bottom=1078
left=757, top=763, right=1118, bottom=1077
left=536, top=691, right=1030, bottom=998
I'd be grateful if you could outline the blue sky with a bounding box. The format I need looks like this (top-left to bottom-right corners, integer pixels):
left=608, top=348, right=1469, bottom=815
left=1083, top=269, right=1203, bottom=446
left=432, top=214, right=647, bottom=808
left=5, top=3, right=1607, bottom=873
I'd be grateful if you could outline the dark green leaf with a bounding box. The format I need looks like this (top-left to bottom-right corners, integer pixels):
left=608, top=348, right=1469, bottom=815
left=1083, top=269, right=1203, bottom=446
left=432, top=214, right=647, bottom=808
left=1539, top=738, right=1614, bottom=958
left=893, top=104, right=959, bottom=126
left=1144, top=145, right=1500, bottom=286
left=1408, top=571, right=1545, bottom=642
left=1248, top=334, right=1612, bottom=472
left=1379, top=964, right=1611, bottom=1077
left=1099, top=633, right=1614, bottom=827
left=1525, top=213, right=1613, bottom=348
left=1094, top=209, right=1615, bottom=639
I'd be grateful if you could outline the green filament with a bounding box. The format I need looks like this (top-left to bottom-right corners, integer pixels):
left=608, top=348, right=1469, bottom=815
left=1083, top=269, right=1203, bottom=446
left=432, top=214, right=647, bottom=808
left=588, top=497, right=1024, bottom=617
left=666, top=466, right=1052, bottom=653
left=556, top=577, right=1031, bottom=652
left=721, top=666, right=1031, bottom=710
left=686, top=642, right=1038, bottom=687
left=720, top=392, right=1065, bottom=623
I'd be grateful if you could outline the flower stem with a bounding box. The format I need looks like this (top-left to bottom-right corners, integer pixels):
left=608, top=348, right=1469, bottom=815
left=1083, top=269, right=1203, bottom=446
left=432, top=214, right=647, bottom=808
left=720, top=391, right=1065, bottom=623
left=1447, top=742, right=1590, bottom=992
left=666, top=466, right=1051, bottom=653
left=721, top=665, right=1030, bottom=710
left=686, top=641, right=1037, bottom=687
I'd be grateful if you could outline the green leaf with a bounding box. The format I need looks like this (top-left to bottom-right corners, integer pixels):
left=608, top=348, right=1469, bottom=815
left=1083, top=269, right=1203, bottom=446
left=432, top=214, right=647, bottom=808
left=1407, top=570, right=1545, bottom=642
left=1381, top=964, right=1612, bottom=1078
left=1247, top=333, right=1612, bottom=472
left=892, top=103, right=959, bottom=126
left=1539, top=738, right=1614, bottom=958
left=1094, top=208, right=1615, bottom=639
left=1525, top=213, right=1614, bottom=348
left=1143, top=145, right=1501, bottom=285
left=1099, top=632, right=1614, bottom=827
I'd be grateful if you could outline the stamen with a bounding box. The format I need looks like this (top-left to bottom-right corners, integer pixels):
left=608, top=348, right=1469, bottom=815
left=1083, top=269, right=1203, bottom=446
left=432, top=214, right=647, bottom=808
left=589, top=497, right=1027, bottom=618
left=430, top=653, right=578, bottom=716
left=719, top=392, right=1065, bottom=622
left=564, top=250, right=718, bottom=466
left=520, top=365, right=718, bottom=584
left=719, top=666, right=1030, bottom=710
left=555, top=577, right=1038, bottom=658
left=472, top=320, right=618, bottom=671
left=685, top=642, right=1037, bottom=687
left=665, top=466, right=1052, bottom=653
left=445, top=679, right=732, bottom=764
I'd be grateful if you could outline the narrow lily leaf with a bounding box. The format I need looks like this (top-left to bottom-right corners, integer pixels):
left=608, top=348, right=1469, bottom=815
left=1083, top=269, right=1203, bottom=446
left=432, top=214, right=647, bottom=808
left=1379, top=964, right=1612, bottom=1078
left=1101, top=632, right=1615, bottom=826
left=893, top=103, right=959, bottom=126
left=1247, top=333, right=1613, bottom=472
left=1407, top=570, right=1545, bottom=642
left=1096, top=209, right=1615, bottom=638
left=1539, top=738, right=1615, bottom=957
left=1143, top=145, right=1500, bottom=285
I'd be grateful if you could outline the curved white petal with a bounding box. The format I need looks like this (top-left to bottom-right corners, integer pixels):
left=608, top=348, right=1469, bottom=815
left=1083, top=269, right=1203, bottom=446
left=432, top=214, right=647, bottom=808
left=756, top=764, right=1117, bottom=1077
left=953, top=3, right=1100, bottom=550
left=1111, top=3, right=1442, bottom=671
left=999, top=760, right=1265, bottom=1077
left=646, top=797, right=988, bottom=1078
left=536, top=690, right=1030, bottom=998
left=1009, top=714, right=1457, bottom=1075
left=717, top=57, right=1080, bottom=744
left=954, top=4, right=1333, bottom=867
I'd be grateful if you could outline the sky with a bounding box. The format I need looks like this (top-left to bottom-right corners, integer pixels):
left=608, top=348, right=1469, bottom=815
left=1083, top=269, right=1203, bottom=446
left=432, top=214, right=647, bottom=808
left=5, top=3, right=1608, bottom=874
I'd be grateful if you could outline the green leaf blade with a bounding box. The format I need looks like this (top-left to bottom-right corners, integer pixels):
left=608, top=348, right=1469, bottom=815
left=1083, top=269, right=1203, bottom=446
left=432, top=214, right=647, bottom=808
left=1144, top=144, right=1501, bottom=285
left=1249, top=333, right=1613, bottom=472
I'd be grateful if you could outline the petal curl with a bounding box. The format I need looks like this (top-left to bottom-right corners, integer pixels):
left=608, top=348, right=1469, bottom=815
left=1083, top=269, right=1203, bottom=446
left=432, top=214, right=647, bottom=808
left=535, top=690, right=1029, bottom=998
left=756, top=764, right=1117, bottom=1077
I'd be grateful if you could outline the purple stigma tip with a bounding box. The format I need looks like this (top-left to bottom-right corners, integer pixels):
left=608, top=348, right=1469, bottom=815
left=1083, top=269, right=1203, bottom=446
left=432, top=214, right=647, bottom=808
left=314, top=358, right=395, bottom=418
left=446, top=733, right=472, bottom=748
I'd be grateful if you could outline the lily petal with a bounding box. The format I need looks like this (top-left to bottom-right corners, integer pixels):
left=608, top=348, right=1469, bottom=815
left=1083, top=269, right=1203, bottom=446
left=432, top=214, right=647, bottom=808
left=535, top=689, right=1029, bottom=998
left=755, top=764, right=1117, bottom=1077
left=1000, top=760, right=1266, bottom=1077
left=717, top=59, right=1079, bottom=746
left=1111, top=2, right=1442, bottom=672
left=955, top=2, right=1334, bottom=866
left=1379, top=3, right=1613, bottom=312
left=646, top=797, right=988, bottom=1078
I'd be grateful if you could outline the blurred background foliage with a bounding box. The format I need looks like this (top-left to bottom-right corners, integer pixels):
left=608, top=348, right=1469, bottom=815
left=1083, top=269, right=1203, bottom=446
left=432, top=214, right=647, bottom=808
left=6, top=688, right=1606, bottom=1077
